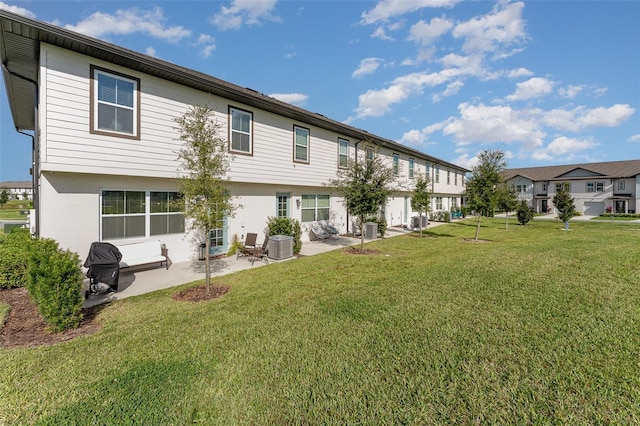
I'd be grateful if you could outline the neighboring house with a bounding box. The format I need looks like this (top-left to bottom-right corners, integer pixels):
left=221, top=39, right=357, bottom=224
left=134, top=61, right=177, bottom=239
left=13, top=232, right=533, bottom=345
left=0, top=10, right=468, bottom=263
left=504, top=160, right=640, bottom=216
left=0, top=181, right=33, bottom=200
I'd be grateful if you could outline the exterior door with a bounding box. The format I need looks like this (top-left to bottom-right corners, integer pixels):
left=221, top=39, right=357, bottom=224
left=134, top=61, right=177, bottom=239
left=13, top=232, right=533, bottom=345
left=541, top=199, right=548, bottom=214
left=208, top=216, right=228, bottom=256
left=615, top=200, right=626, bottom=214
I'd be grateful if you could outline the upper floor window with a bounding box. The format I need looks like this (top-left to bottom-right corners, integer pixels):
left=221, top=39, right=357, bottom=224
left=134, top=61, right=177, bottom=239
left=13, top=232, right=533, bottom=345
left=393, top=154, right=400, bottom=176
left=366, top=147, right=374, bottom=161
left=618, top=181, right=625, bottom=191
left=586, top=181, right=604, bottom=193
left=294, top=125, right=310, bottom=163
left=447, top=170, right=451, bottom=185
left=542, top=183, right=548, bottom=191
left=425, top=163, right=430, bottom=177
left=409, top=158, right=415, bottom=179
left=454, top=172, right=458, bottom=186
left=338, top=138, right=349, bottom=169
left=516, top=184, right=527, bottom=193
left=555, top=182, right=571, bottom=192
left=229, top=107, right=253, bottom=154
left=91, top=66, right=140, bottom=139
left=435, top=165, right=440, bottom=183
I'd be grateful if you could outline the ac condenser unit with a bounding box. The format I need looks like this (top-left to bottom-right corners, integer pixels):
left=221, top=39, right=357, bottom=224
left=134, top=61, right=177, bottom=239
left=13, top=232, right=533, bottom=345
left=268, top=235, right=293, bottom=260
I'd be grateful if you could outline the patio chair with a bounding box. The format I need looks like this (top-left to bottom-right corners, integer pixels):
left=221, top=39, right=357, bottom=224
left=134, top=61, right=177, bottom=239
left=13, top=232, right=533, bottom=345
left=323, top=224, right=340, bottom=239
left=310, top=225, right=329, bottom=240
left=237, top=232, right=258, bottom=260
left=250, top=235, right=269, bottom=265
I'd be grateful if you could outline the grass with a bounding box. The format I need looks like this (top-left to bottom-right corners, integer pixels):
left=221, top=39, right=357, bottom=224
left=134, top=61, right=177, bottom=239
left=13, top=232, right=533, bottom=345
left=1, top=218, right=639, bottom=424
left=0, top=302, right=8, bottom=329
left=0, top=200, right=30, bottom=221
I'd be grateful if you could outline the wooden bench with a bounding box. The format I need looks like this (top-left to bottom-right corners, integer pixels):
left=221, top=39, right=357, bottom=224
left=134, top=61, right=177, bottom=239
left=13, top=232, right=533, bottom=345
left=116, top=240, right=168, bottom=270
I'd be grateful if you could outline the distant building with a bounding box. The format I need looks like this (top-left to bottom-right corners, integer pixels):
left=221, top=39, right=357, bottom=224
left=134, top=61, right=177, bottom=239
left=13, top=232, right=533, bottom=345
left=504, top=159, right=640, bottom=215
left=0, top=181, right=33, bottom=201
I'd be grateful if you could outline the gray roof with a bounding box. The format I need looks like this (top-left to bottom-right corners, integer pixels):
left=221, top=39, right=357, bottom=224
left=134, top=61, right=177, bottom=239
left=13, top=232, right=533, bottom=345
left=0, top=180, right=31, bottom=189
left=505, top=159, right=640, bottom=182
left=0, top=9, right=468, bottom=172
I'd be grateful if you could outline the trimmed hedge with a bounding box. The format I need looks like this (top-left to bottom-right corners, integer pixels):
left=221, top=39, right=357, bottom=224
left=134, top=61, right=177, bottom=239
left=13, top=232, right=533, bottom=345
left=26, top=238, right=84, bottom=332
left=0, top=228, right=31, bottom=289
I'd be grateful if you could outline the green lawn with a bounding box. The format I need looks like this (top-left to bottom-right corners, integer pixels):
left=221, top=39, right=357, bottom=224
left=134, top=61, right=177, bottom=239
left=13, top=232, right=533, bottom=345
left=1, top=219, right=639, bottom=424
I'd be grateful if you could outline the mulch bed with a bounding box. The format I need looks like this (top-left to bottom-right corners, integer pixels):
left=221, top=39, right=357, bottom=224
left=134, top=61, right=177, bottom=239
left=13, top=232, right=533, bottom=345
left=172, top=284, right=230, bottom=302
left=0, top=287, right=102, bottom=349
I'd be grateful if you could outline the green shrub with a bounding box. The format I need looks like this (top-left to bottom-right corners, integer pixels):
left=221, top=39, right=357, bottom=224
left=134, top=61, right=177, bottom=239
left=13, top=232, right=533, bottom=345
left=227, top=234, right=243, bottom=256
left=27, top=238, right=84, bottom=332
left=516, top=200, right=535, bottom=225
left=0, top=228, right=32, bottom=289
left=266, top=217, right=302, bottom=254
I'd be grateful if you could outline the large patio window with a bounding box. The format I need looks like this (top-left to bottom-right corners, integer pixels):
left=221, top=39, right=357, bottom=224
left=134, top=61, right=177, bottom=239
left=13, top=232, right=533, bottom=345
left=101, top=190, right=185, bottom=240
left=301, top=194, right=330, bottom=222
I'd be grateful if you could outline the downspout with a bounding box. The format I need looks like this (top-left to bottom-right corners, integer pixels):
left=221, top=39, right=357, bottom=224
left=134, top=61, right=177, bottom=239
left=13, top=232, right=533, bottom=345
left=2, top=61, right=40, bottom=236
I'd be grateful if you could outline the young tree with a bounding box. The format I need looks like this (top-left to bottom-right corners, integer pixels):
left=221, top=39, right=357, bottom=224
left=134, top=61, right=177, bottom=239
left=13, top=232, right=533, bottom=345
left=411, top=173, right=431, bottom=237
left=174, top=104, right=236, bottom=293
left=516, top=200, right=534, bottom=225
left=464, top=150, right=508, bottom=241
left=0, top=187, right=8, bottom=209
left=552, top=182, right=576, bottom=230
left=328, top=142, right=395, bottom=251
left=495, top=182, right=519, bottom=230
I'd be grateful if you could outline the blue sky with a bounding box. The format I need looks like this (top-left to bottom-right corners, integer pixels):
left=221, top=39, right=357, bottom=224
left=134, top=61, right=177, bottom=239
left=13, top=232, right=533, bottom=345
left=1, top=0, right=638, bottom=181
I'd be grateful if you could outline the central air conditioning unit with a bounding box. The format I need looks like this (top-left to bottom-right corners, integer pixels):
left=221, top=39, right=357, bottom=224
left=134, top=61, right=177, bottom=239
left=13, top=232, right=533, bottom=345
left=268, top=235, right=293, bottom=260
left=364, top=222, right=378, bottom=239
left=411, top=215, right=428, bottom=229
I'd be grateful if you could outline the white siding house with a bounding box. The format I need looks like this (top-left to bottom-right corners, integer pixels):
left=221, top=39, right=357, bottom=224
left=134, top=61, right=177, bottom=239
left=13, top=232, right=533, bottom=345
left=505, top=160, right=640, bottom=216
left=1, top=10, right=468, bottom=263
left=0, top=181, right=32, bottom=200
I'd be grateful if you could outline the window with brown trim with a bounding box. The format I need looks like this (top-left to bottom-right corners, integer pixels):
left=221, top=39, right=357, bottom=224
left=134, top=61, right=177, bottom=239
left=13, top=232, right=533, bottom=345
left=294, top=125, right=310, bottom=163
left=229, top=106, right=253, bottom=155
left=90, top=65, right=140, bottom=140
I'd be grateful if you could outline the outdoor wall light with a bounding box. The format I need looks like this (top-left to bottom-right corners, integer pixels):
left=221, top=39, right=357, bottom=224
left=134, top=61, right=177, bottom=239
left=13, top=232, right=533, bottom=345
left=296, top=198, right=301, bottom=209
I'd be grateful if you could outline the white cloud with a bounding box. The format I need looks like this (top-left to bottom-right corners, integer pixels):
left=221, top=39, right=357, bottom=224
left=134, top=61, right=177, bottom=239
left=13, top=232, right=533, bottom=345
left=398, top=121, right=447, bottom=146
left=145, top=47, right=158, bottom=57
left=442, top=103, right=545, bottom=149
left=507, top=67, right=534, bottom=78
left=352, top=58, right=382, bottom=79
left=505, top=77, right=554, bottom=101
left=432, top=80, right=464, bottom=103
left=268, top=93, right=308, bottom=106
left=0, top=1, right=36, bottom=18
left=531, top=136, right=598, bottom=161
left=210, top=0, right=280, bottom=31
left=64, top=7, right=191, bottom=41
left=452, top=1, right=527, bottom=55
left=558, top=84, right=584, bottom=99
left=408, top=16, right=453, bottom=46
left=371, top=25, right=395, bottom=41
left=361, top=0, right=461, bottom=25
left=629, top=134, right=640, bottom=143
left=194, top=34, right=216, bottom=58
left=577, top=104, right=635, bottom=128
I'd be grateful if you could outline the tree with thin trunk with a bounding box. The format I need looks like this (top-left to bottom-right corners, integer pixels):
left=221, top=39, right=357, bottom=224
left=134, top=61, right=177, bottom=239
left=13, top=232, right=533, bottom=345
left=496, top=182, right=519, bottom=230
left=327, top=142, right=395, bottom=251
left=464, top=150, right=508, bottom=241
left=552, top=182, right=576, bottom=230
left=174, top=104, right=236, bottom=294
left=0, top=187, right=8, bottom=209
left=410, top=173, right=431, bottom=237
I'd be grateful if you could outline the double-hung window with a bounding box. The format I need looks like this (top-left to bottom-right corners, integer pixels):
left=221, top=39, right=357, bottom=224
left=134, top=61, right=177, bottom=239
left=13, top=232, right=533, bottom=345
left=150, top=191, right=185, bottom=236
left=436, top=197, right=443, bottom=210
left=447, top=170, right=451, bottom=185
left=409, top=158, right=415, bottom=179
left=618, top=181, right=625, bottom=191
left=435, top=165, right=440, bottom=183
left=301, top=194, right=329, bottom=222
left=555, top=182, right=570, bottom=192
left=586, top=181, right=604, bottom=192
left=91, top=66, right=140, bottom=139
left=229, top=107, right=253, bottom=154
left=101, top=190, right=184, bottom=240
left=393, top=154, right=399, bottom=176
left=338, top=138, right=349, bottom=169
left=294, top=125, right=310, bottom=163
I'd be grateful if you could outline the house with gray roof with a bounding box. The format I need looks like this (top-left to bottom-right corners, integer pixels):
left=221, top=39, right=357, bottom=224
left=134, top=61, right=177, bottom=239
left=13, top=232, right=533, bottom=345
left=504, top=159, right=640, bottom=216
left=0, top=10, right=468, bottom=263
left=0, top=180, right=32, bottom=200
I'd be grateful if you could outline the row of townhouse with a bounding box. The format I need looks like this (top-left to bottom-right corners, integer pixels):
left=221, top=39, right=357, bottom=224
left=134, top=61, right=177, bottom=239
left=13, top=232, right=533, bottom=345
left=0, top=180, right=33, bottom=200
left=504, top=159, right=640, bottom=216
left=0, top=10, right=468, bottom=263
